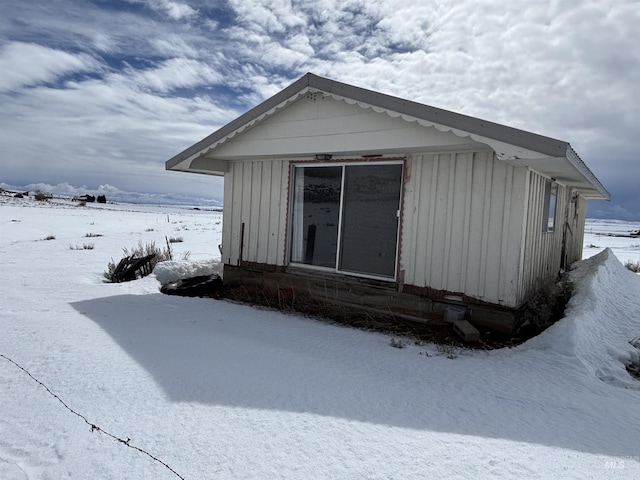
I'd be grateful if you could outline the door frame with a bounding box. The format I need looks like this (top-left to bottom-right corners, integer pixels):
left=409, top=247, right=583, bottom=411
left=286, top=157, right=405, bottom=282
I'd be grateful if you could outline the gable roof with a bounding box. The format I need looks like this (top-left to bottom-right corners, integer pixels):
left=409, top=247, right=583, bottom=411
left=166, top=73, right=609, bottom=200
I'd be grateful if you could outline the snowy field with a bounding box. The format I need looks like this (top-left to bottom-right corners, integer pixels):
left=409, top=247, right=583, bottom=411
left=1, top=194, right=639, bottom=479
left=582, top=219, right=640, bottom=266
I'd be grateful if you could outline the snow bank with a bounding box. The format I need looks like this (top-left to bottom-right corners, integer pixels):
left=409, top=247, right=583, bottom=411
left=527, top=248, right=640, bottom=389
left=153, top=258, right=222, bottom=285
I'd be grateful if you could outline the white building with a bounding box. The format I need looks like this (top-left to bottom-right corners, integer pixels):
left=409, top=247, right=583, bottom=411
left=167, top=73, right=609, bottom=332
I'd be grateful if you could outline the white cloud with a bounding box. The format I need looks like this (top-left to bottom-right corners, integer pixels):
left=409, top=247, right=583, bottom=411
left=0, top=58, right=235, bottom=200
left=128, top=58, right=223, bottom=93
left=0, top=0, right=638, bottom=217
left=163, top=1, right=197, bottom=20
left=228, top=0, right=307, bottom=33
left=0, top=42, right=100, bottom=91
left=150, top=35, right=199, bottom=57
left=92, top=33, right=116, bottom=53
left=136, top=0, right=198, bottom=20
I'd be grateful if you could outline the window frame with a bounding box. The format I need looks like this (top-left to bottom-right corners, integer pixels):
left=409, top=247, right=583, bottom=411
left=287, top=159, right=404, bottom=281
left=542, top=179, right=558, bottom=233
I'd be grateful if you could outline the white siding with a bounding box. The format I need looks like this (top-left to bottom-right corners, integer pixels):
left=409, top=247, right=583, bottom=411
left=221, top=150, right=579, bottom=311
left=401, top=151, right=527, bottom=307
left=222, top=159, right=289, bottom=266
left=517, top=172, right=568, bottom=303
left=213, top=95, right=479, bottom=159
left=564, top=194, right=587, bottom=266
left=573, top=196, right=587, bottom=262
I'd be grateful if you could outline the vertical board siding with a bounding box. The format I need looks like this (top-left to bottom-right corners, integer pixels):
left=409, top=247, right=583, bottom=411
left=400, top=158, right=416, bottom=283
left=571, top=196, right=587, bottom=264
left=226, top=164, right=245, bottom=265
left=518, top=172, right=568, bottom=304
left=221, top=168, right=234, bottom=264
left=240, top=162, right=254, bottom=261
left=224, top=159, right=289, bottom=266
left=429, top=155, right=449, bottom=286
left=248, top=162, right=262, bottom=262
left=446, top=153, right=467, bottom=291
left=563, top=193, right=586, bottom=267
left=277, top=162, right=290, bottom=265
left=268, top=161, right=283, bottom=265
left=257, top=161, right=272, bottom=263
left=400, top=151, right=527, bottom=307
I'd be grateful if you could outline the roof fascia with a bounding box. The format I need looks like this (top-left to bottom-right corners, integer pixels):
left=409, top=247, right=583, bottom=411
left=565, top=145, right=610, bottom=200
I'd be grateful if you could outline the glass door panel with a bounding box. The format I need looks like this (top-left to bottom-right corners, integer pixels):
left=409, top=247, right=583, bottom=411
left=290, top=166, right=342, bottom=267
left=338, top=164, right=402, bottom=277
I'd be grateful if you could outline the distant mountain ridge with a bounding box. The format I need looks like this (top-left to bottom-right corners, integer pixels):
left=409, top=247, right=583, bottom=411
left=0, top=182, right=223, bottom=207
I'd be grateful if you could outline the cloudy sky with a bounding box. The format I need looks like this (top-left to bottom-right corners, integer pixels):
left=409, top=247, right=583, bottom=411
left=0, top=0, right=638, bottom=218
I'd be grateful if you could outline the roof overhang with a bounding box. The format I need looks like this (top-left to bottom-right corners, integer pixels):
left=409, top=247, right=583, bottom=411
left=166, top=73, right=610, bottom=200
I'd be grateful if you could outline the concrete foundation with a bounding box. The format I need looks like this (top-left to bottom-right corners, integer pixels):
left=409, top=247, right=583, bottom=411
left=223, top=263, right=521, bottom=334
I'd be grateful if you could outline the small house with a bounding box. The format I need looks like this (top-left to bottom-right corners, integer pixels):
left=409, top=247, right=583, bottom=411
left=166, top=73, right=609, bottom=332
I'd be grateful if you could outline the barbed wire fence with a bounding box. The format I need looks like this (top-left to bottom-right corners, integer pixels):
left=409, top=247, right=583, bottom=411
left=0, top=353, right=186, bottom=480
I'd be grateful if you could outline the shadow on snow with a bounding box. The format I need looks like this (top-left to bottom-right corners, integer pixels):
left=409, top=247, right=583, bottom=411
left=71, top=292, right=636, bottom=459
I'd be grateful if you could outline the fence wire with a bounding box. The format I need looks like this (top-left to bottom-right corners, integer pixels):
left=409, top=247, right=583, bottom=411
left=0, top=353, right=186, bottom=480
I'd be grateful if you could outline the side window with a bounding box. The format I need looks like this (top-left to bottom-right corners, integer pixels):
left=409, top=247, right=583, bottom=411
left=543, top=180, right=558, bottom=232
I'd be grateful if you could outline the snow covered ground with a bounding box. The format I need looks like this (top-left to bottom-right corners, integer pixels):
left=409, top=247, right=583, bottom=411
left=582, top=218, right=640, bottom=266
left=1, top=194, right=639, bottom=479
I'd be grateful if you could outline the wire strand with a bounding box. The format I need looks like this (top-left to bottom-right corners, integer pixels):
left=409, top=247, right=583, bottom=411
left=0, top=353, right=186, bottom=480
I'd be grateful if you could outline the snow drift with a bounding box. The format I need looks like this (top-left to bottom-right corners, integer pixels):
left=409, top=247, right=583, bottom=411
left=526, top=248, right=640, bottom=389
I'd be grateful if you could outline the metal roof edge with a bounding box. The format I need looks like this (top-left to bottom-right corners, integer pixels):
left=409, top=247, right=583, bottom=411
left=565, top=145, right=611, bottom=200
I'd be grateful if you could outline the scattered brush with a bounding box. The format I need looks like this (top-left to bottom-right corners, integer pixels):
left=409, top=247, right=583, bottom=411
left=624, top=260, right=640, bottom=273
left=515, top=273, right=573, bottom=340
left=389, top=338, right=407, bottom=349
left=104, top=240, right=172, bottom=282
left=70, top=243, right=95, bottom=250
left=34, top=190, right=52, bottom=201
left=43, top=235, right=56, bottom=241
left=436, top=343, right=458, bottom=359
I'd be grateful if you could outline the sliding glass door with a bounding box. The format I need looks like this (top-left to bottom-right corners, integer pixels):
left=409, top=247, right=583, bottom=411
left=290, top=162, right=402, bottom=279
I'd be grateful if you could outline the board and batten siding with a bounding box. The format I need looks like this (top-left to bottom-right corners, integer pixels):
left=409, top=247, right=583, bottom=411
left=518, top=171, right=569, bottom=304
left=564, top=194, right=587, bottom=266
left=222, top=159, right=289, bottom=267
left=400, top=151, right=527, bottom=308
